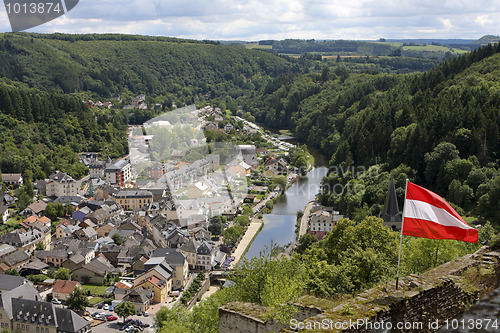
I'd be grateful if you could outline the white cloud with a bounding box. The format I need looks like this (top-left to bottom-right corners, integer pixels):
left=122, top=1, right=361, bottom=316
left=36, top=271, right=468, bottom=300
left=0, top=0, right=499, bottom=40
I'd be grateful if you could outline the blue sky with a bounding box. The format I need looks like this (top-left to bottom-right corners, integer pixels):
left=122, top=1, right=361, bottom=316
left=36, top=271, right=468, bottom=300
left=1, top=0, right=499, bottom=40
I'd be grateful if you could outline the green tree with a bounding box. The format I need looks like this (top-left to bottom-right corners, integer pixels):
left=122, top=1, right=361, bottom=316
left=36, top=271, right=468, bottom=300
left=65, top=287, right=89, bottom=312
left=111, top=233, right=123, bottom=245
left=234, top=215, right=250, bottom=227
left=55, top=267, right=72, bottom=280
left=229, top=246, right=307, bottom=323
left=4, top=268, right=20, bottom=276
left=272, top=175, right=287, bottom=192
left=35, top=241, right=45, bottom=251
left=295, top=233, right=318, bottom=254
left=222, top=225, right=243, bottom=246
left=208, top=216, right=226, bottom=236
left=115, top=301, right=136, bottom=322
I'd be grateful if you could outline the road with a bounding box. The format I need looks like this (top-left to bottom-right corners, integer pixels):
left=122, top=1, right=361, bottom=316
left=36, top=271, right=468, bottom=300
left=86, top=307, right=155, bottom=333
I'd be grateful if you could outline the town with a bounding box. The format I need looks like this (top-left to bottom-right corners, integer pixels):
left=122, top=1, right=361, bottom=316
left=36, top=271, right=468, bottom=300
left=0, top=104, right=319, bottom=333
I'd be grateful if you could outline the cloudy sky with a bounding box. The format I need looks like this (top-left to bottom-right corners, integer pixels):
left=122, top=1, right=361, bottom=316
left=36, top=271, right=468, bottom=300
left=0, top=0, right=499, bottom=41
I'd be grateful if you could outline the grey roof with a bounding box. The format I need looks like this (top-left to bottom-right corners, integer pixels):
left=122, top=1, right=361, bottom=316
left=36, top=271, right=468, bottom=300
left=151, top=248, right=186, bottom=267
left=11, top=298, right=56, bottom=326
left=0, top=244, right=17, bottom=258
left=179, top=239, right=200, bottom=254
left=382, top=176, right=402, bottom=223
left=49, top=171, right=75, bottom=183
left=76, top=256, right=114, bottom=277
left=2, top=250, right=29, bottom=266
left=26, top=200, right=47, bottom=214
left=2, top=173, right=22, bottom=182
left=0, top=274, right=27, bottom=291
left=55, top=307, right=90, bottom=333
left=0, top=229, right=44, bottom=247
left=20, top=259, right=49, bottom=271
left=54, top=196, right=83, bottom=204
left=68, top=253, right=85, bottom=264
left=114, top=190, right=153, bottom=198
left=35, top=249, right=68, bottom=260
left=0, top=284, right=41, bottom=319
left=123, top=287, right=153, bottom=304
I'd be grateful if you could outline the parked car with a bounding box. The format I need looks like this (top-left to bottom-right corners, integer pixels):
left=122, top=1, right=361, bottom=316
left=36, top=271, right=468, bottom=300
left=106, top=315, right=118, bottom=321
left=143, top=312, right=149, bottom=317
left=136, top=311, right=143, bottom=316
left=51, top=298, right=61, bottom=305
left=109, top=306, right=114, bottom=311
left=103, top=304, right=109, bottom=310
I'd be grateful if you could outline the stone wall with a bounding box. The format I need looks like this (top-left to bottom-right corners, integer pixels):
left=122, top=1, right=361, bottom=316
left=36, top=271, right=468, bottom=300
left=219, top=246, right=500, bottom=332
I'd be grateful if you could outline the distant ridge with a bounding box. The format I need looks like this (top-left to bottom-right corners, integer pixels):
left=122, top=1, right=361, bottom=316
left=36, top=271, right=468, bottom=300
left=472, top=35, right=500, bottom=45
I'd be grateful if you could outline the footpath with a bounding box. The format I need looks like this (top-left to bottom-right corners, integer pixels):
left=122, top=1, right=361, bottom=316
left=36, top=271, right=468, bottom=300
left=298, top=201, right=314, bottom=238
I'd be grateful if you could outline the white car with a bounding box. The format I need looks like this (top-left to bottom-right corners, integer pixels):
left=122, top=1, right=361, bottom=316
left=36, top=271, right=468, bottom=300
left=51, top=298, right=61, bottom=305
left=103, top=304, right=109, bottom=310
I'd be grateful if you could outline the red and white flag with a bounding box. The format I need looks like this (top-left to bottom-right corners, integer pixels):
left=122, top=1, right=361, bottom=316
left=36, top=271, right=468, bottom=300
left=403, top=182, right=478, bottom=243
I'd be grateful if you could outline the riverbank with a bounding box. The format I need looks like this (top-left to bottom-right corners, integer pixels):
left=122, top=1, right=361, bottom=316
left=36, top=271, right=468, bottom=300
left=298, top=201, right=314, bottom=238
left=229, top=218, right=264, bottom=268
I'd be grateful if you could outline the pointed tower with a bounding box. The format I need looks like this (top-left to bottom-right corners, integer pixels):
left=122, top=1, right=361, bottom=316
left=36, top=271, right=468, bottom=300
left=382, top=176, right=402, bottom=231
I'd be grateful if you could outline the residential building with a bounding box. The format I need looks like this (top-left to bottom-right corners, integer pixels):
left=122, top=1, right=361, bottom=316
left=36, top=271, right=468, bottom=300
left=1, top=174, right=23, bottom=187
left=88, top=161, right=107, bottom=179
left=0, top=276, right=89, bottom=333
left=55, top=224, right=81, bottom=239
left=121, top=287, right=152, bottom=312
left=46, top=172, right=78, bottom=197
left=22, top=201, right=47, bottom=217
left=133, top=260, right=172, bottom=302
left=105, top=158, right=132, bottom=187
left=52, top=280, right=83, bottom=301
left=150, top=248, right=189, bottom=290
left=0, top=206, right=8, bottom=223
left=71, top=256, right=116, bottom=285
left=112, top=190, right=153, bottom=210
left=135, top=275, right=168, bottom=304
left=0, top=229, right=45, bottom=253
left=308, top=207, right=344, bottom=240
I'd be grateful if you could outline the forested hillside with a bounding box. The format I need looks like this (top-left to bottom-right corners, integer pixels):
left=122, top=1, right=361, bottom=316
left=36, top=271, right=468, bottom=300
left=245, top=43, right=500, bottom=224
left=0, top=32, right=301, bottom=179
left=0, top=82, right=128, bottom=179
left=0, top=33, right=300, bottom=105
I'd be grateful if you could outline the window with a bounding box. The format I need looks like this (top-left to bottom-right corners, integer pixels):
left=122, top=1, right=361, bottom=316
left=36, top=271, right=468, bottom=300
left=41, top=327, right=44, bottom=332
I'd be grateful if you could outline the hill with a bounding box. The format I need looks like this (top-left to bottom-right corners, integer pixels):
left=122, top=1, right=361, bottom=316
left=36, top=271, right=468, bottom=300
left=245, top=43, right=500, bottom=223
left=0, top=33, right=299, bottom=105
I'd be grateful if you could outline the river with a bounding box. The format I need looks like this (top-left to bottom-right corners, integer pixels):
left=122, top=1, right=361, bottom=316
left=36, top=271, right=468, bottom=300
left=243, top=150, right=328, bottom=260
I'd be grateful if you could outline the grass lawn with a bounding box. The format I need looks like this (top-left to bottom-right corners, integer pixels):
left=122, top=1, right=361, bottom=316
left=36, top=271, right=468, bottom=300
left=243, top=43, right=272, bottom=50
left=6, top=216, right=22, bottom=227
left=83, top=285, right=109, bottom=296
left=88, top=297, right=104, bottom=306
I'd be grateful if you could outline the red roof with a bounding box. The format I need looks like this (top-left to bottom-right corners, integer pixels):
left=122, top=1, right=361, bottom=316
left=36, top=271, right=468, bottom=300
left=115, top=282, right=132, bottom=289
left=53, top=280, right=81, bottom=294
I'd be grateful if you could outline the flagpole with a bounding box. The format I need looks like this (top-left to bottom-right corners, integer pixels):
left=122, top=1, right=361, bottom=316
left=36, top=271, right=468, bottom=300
left=396, top=178, right=409, bottom=290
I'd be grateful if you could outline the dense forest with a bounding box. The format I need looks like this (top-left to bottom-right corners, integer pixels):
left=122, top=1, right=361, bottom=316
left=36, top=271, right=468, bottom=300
left=244, top=43, right=500, bottom=225
left=0, top=33, right=300, bottom=105
left=0, top=81, right=128, bottom=179
left=0, top=33, right=303, bottom=179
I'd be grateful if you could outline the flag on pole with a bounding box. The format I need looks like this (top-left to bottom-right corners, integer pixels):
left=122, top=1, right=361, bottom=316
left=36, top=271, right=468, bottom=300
left=402, top=182, right=478, bottom=243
